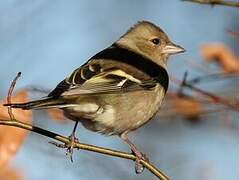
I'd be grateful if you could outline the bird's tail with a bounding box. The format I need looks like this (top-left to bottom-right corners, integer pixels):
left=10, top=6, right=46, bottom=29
left=3, top=97, right=68, bottom=110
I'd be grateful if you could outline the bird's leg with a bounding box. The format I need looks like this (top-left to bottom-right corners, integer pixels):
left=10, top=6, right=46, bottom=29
left=66, top=121, right=79, bottom=161
left=49, top=121, right=79, bottom=162
left=120, top=132, right=148, bottom=174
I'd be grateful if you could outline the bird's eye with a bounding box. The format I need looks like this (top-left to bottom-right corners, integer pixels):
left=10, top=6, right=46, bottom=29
left=151, top=38, right=160, bottom=45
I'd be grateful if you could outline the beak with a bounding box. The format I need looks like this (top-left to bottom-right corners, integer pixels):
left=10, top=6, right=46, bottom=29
left=162, top=43, right=185, bottom=55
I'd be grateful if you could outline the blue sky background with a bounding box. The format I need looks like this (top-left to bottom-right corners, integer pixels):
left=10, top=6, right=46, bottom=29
left=0, top=0, right=239, bottom=179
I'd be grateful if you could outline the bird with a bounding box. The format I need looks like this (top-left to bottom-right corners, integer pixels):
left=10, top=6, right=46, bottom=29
left=4, top=21, right=185, bottom=173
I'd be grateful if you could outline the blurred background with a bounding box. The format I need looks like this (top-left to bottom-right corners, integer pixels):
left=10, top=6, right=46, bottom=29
left=0, top=0, right=239, bottom=179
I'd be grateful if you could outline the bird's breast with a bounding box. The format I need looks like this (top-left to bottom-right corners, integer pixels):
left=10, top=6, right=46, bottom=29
left=93, top=84, right=165, bottom=135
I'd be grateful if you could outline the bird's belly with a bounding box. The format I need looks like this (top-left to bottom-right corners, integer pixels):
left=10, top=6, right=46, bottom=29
left=64, top=86, right=165, bottom=135
left=105, top=87, right=165, bottom=135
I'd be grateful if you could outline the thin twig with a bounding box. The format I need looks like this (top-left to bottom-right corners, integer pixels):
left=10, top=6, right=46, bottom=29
left=0, top=119, right=169, bottom=180
left=7, top=72, right=21, bottom=120
left=182, top=0, right=239, bottom=7
left=226, top=29, right=239, bottom=38
left=171, top=76, right=239, bottom=112
left=188, top=73, right=239, bottom=84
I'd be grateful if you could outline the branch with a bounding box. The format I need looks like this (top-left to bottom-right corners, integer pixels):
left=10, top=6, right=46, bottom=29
left=7, top=72, right=21, bottom=120
left=0, top=119, right=169, bottom=180
left=182, top=0, right=239, bottom=7
left=171, top=76, right=239, bottom=112
left=226, top=29, right=239, bottom=39
left=188, top=73, right=239, bottom=84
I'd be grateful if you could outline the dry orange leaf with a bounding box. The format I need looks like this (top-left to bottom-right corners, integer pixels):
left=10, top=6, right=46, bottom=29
left=47, top=108, right=67, bottom=122
left=173, top=96, right=201, bottom=120
left=0, top=166, right=23, bottom=180
left=0, top=90, right=32, bottom=169
left=200, top=43, right=239, bottom=73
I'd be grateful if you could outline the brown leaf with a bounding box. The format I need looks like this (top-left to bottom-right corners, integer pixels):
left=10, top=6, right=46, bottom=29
left=0, top=166, right=23, bottom=180
left=0, top=90, right=32, bottom=169
left=47, top=108, right=67, bottom=123
left=200, top=43, right=239, bottom=73
left=173, top=96, right=201, bottom=120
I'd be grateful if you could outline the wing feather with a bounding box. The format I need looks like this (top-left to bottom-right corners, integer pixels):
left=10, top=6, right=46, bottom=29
left=61, top=69, right=156, bottom=96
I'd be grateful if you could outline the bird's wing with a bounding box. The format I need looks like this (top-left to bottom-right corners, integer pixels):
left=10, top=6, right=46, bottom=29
left=61, top=69, right=158, bottom=96
left=48, top=63, right=157, bottom=97
left=48, top=45, right=168, bottom=97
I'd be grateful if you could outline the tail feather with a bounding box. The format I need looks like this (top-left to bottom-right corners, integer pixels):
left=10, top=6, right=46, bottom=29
left=3, top=97, right=67, bottom=110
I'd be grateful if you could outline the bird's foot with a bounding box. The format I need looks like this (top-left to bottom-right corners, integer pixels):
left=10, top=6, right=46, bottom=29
left=49, top=134, right=79, bottom=162
left=131, top=149, right=149, bottom=174
left=120, top=132, right=149, bottom=174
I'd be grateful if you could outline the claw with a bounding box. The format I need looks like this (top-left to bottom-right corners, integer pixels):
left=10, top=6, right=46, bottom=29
left=66, top=134, right=79, bottom=162
left=49, top=134, right=79, bottom=162
left=49, top=121, right=79, bottom=162
left=135, top=160, right=144, bottom=174
left=132, top=150, right=148, bottom=174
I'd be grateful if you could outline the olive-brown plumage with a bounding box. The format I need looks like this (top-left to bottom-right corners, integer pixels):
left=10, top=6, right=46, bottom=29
left=4, top=21, right=185, bottom=173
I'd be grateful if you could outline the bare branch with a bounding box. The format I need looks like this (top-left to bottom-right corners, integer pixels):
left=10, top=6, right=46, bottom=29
left=0, top=119, right=169, bottom=180
left=170, top=76, right=239, bottom=112
left=7, top=72, right=21, bottom=121
left=182, top=0, right=239, bottom=7
left=226, top=29, right=239, bottom=40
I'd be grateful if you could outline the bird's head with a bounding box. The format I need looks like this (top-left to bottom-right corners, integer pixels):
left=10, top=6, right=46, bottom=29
left=117, top=21, right=185, bottom=67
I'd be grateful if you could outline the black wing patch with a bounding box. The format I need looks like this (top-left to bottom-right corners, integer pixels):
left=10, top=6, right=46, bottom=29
left=48, top=80, right=71, bottom=97
left=48, top=63, right=102, bottom=97
left=67, top=63, right=101, bottom=84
